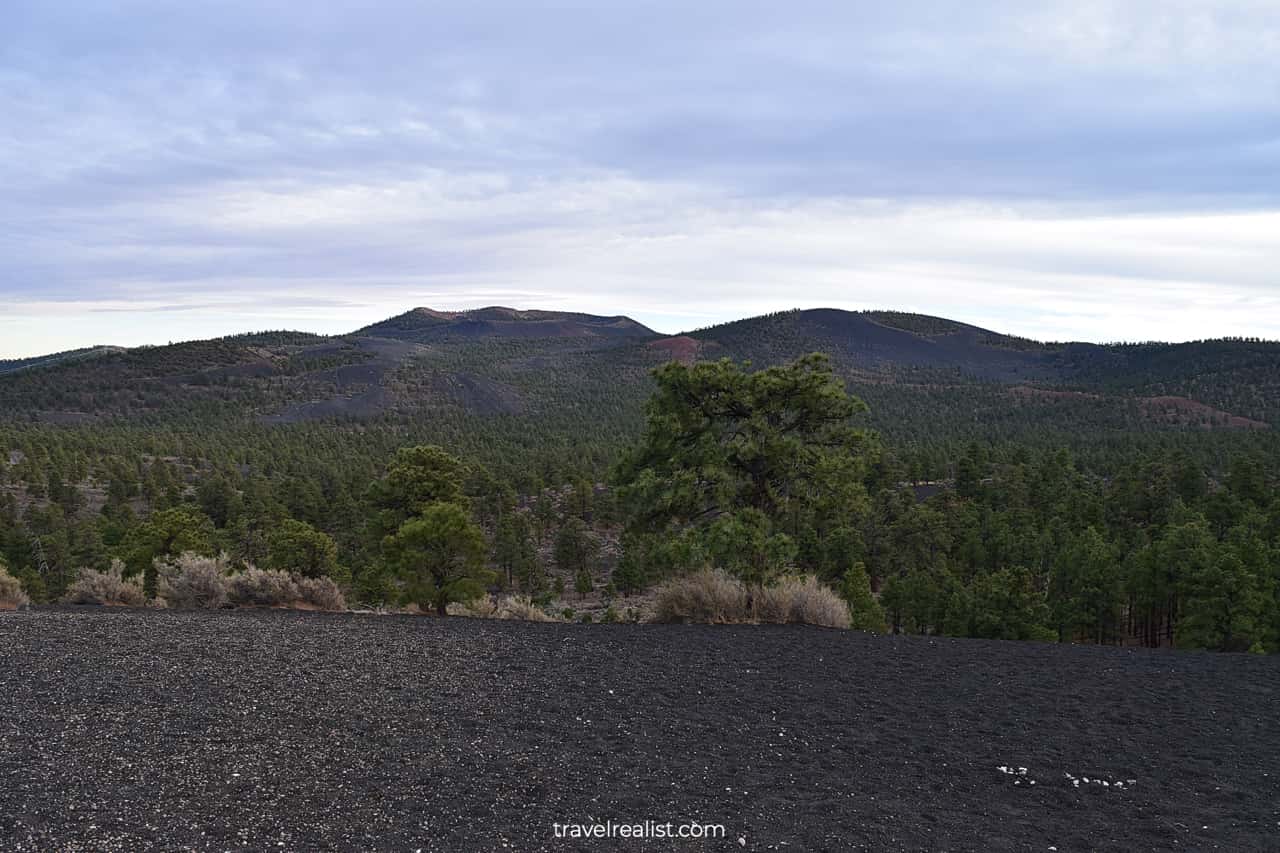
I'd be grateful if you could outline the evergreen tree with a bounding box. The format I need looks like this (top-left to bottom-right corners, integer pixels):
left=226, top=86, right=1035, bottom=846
left=494, top=512, right=537, bottom=590
left=574, top=565, right=593, bottom=600
left=554, top=517, right=598, bottom=579
left=841, top=562, right=886, bottom=633
left=1177, top=552, right=1266, bottom=651
left=368, top=445, right=469, bottom=537
left=267, top=518, right=342, bottom=580
left=614, top=353, right=873, bottom=586
left=612, top=536, right=647, bottom=596
left=969, top=566, right=1053, bottom=641
left=386, top=502, right=490, bottom=616
left=122, top=505, right=217, bottom=596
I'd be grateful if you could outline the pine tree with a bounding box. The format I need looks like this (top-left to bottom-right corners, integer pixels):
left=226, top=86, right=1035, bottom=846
left=1177, top=552, right=1266, bottom=651
left=574, top=565, right=593, bottom=600
left=267, top=518, right=342, bottom=580
left=554, top=517, right=598, bottom=579
left=841, top=562, right=886, bottom=633
left=386, top=502, right=491, bottom=616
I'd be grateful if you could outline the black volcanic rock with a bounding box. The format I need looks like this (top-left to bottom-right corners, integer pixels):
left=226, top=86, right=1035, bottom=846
left=1, top=608, right=1276, bottom=851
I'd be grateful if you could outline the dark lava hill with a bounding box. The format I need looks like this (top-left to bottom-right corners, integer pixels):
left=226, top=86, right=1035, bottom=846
left=352, top=306, right=656, bottom=343
left=2, top=306, right=1277, bottom=439
left=694, top=308, right=1070, bottom=382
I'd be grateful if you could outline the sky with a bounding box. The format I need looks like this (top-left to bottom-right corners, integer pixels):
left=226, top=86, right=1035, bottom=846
left=2, top=0, right=1278, bottom=357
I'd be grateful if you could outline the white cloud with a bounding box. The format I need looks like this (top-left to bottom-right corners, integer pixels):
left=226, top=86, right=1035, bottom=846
left=1, top=0, right=1279, bottom=356
left=4, top=170, right=1278, bottom=355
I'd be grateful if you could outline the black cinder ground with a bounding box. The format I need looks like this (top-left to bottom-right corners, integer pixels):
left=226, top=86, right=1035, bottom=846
left=1, top=608, right=1277, bottom=851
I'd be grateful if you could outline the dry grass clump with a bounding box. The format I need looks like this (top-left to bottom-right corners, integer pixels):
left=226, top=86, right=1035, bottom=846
left=447, top=596, right=498, bottom=618
left=0, top=565, right=30, bottom=610
left=652, top=570, right=849, bottom=628
left=496, top=595, right=561, bottom=622
left=757, top=575, right=851, bottom=629
left=63, top=560, right=147, bottom=607
left=157, top=553, right=230, bottom=609
left=652, top=569, right=750, bottom=624
left=448, top=595, right=563, bottom=622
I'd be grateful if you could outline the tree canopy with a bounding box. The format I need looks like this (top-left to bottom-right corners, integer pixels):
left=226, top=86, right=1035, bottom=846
left=613, top=354, right=875, bottom=586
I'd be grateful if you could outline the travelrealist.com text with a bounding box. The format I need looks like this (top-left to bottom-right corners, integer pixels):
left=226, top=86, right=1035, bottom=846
left=552, top=820, right=727, bottom=840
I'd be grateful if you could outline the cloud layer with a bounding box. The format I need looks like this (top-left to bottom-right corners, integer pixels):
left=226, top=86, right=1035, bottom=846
left=2, top=1, right=1278, bottom=355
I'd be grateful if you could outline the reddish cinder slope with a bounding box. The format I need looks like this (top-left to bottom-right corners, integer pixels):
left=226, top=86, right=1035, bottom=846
left=1139, top=396, right=1268, bottom=429
left=647, top=335, right=701, bottom=364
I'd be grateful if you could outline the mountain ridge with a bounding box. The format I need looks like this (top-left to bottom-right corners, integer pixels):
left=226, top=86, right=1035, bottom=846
left=351, top=306, right=656, bottom=343
left=8, top=305, right=1279, bottom=365
left=2, top=306, right=1278, bottom=444
left=0, top=345, right=127, bottom=376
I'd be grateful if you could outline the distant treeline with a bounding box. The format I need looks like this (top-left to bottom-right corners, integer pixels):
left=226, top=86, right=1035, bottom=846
left=2, top=349, right=1279, bottom=651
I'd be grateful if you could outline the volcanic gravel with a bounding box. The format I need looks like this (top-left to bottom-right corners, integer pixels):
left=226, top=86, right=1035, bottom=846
left=1, top=609, right=1277, bottom=852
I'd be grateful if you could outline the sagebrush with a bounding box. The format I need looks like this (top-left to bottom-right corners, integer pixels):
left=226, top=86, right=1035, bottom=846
left=225, top=567, right=299, bottom=607
left=756, top=575, right=851, bottom=629
left=224, top=566, right=347, bottom=610
left=157, top=553, right=230, bottom=609
left=295, top=576, right=346, bottom=611
left=63, top=560, right=147, bottom=607
left=652, top=570, right=849, bottom=628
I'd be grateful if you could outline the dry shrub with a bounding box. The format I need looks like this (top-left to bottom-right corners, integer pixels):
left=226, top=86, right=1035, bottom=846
left=157, top=553, right=229, bottom=609
left=295, top=576, right=346, bottom=611
left=225, top=567, right=298, bottom=607
left=757, top=575, right=851, bottom=629
left=652, top=569, right=749, bottom=624
left=0, top=565, right=30, bottom=610
left=652, top=570, right=849, bottom=628
left=447, top=595, right=563, bottom=622
left=447, top=596, right=498, bottom=618
left=63, top=560, right=147, bottom=607
left=224, top=569, right=346, bottom=611
left=497, top=595, right=561, bottom=622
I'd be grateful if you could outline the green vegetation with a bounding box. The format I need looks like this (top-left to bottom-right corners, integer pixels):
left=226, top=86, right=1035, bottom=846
left=266, top=519, right=342, bottom=580
left=555, top=518, right=598, bottom=587
left=1, top=307, right=1278, bottom=650
left=610, top=353, right=1279, bottom=649
left=613, top=354, right=873, bottom=592
left=388, top=502, right=490, bottom=615
left=841, top=563, right=887, bottom=633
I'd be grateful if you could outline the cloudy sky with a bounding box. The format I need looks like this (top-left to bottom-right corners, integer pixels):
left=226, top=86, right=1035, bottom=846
left=2, top=0, right=1278, bottom=356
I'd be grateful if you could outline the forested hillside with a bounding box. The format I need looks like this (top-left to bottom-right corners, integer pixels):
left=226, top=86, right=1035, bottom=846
left=2, top=306, right=1279, bottom=651
left=0, top=346, right=125, bottom=376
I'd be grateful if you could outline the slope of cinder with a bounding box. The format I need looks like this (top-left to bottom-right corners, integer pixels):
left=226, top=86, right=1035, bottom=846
left=352, top=307, right=656, bottom=343
left=1, top=609, right=1276, bottom=852
left=693, top=308, right=1070, bottom=382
